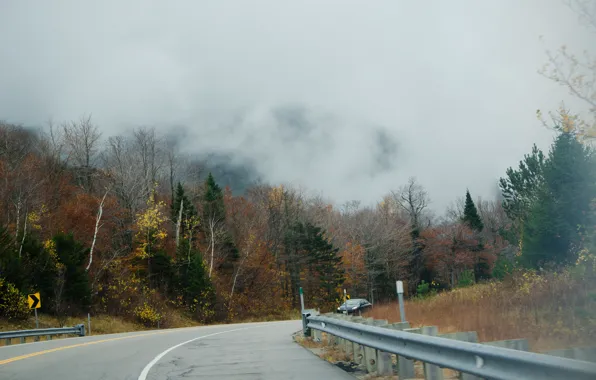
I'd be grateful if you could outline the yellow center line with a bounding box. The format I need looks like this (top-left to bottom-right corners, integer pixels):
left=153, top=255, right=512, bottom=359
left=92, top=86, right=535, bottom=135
left=0, top=329, right=174, bottom=366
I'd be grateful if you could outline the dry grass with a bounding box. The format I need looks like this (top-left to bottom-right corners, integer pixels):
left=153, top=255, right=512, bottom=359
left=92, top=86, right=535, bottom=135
left=367, top=270, right=596, bottom=352
left=0, top=308, right=301, bottom=347
left=295, top=333, right=459, bottom=379
left=233, top=308, right=301, bottom=323
left=0, top=312, right=199, bottom=346
left=294, top=334, right=351, bottom=362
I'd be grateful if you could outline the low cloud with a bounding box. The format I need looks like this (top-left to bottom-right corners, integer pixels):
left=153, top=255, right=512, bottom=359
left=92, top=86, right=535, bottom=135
left=0, top=0, right=592, bottom=210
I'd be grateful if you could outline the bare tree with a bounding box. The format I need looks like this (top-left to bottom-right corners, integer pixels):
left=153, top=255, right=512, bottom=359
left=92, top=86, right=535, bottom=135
left=445, top=196, right=466, bottom=223
left=102, top=135, right=146, bottom=217
left=539, top=0, right=596, bottom=140
left=63, top=115, right=102, bottom=190
left=390, top=177, right=430, bottom=231
left=164, top=136, right=180, bottom=202
left=228, top=199, right=263, bottom=302
left=132, top=127, right=165, bottom=200
left=0, top=124, right=47, bottom=253
left=334, top=199, right=411, bottom=301
left=476, top=197, right=509, bottom=243
left=39, top=119, right=67, bottom=168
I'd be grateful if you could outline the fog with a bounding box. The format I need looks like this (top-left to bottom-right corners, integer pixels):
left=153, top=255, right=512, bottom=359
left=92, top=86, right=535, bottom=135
left=0, top=0, right=592, bottom=210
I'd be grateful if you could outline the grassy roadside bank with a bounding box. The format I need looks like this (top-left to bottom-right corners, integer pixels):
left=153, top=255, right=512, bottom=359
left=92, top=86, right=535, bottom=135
left=0, top=313, right=195, bottom=346
left=366, top=270, right=596, bottom=352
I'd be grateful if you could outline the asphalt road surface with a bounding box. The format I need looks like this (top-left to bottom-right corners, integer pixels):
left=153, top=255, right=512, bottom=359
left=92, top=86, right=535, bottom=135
left=0, top=320, right=354, bottom=379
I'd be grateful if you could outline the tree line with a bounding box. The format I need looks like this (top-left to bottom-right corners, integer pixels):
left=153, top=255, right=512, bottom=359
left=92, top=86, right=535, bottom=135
left=1, top=113, right=593, bottom=326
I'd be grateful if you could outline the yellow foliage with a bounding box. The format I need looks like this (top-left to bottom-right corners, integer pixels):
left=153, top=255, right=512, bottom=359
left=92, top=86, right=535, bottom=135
left=44, top=239, right=64, bottom=270
left=537, top=106, right=596, bottom=143
left=134, top=302, right=162, bottom=326
left=135, top=192, right=167, bottom=259
left=577, top=250, right=596, bottom=273
left=268, top=185, right=284, bottom=206
left=27, top=204, right=47, bottom=230
left=0, top=278, right=29, bottom=320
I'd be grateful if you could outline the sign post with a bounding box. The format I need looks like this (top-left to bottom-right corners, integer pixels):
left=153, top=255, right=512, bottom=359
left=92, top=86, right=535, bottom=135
left=396, top=281, right=406, bottom=322
left=299, top=287, right=305, bottom=313
left=28, top=292, right=41, bottom=329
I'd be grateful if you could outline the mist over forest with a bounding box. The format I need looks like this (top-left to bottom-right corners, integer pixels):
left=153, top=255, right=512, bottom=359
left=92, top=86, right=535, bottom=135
left=0, top=1, right=595, bottom=346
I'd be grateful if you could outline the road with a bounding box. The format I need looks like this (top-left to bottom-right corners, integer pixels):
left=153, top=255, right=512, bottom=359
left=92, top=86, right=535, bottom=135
left=0, top=320, right=354, bottom=379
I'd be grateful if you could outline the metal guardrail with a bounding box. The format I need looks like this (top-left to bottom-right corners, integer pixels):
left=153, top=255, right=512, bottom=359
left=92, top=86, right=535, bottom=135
left=1, top=324, right=86, bottom=345
left=304, top=314, right=596, bottom=380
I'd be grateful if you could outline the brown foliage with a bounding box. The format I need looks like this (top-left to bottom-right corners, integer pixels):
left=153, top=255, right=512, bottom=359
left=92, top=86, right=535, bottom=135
left=367, top=269, right=596, bottom=352
left=0, top=122, right=518, bottom=326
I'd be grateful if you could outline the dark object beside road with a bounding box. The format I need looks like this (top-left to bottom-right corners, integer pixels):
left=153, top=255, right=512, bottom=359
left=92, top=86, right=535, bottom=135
left=336, top=299, right=372, bottom=314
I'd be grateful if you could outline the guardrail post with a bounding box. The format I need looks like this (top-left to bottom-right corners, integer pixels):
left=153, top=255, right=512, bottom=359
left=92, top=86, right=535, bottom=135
left=323, top=314, right=335, bottom=345
left=344, top=316, right=363, bottom=355
left=336, top=315, right=348, bottom=349
left=440, top=332, right=480, bottom=380
left=375, top=320, right=395, bottom=376
left=421, top=326, right=444, bottom=380
left=20, top=337, right=25, bottom=344
left=76, top=323, right=86, bottom=337
left=377, top=348, right=393, bottom=376
left=312, top=328, right=322, bottom=342
left=302, top=310, right=313, bottom=337
left=340, top=315, right=355, bottom=354
left=46, top=335, right=52, bottom=341
left=353, top=318, right=374, bottom=365
left=403, top=327, right=422, bottom=377
left=4, top=338, right=11, bottom=346
left=387, top=322, right=415, bottom=378
left=364, top=320, right=388, bottom=374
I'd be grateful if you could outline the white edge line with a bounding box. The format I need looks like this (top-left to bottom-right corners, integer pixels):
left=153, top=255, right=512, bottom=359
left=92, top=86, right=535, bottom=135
left=137, top=325, right=268, bottom=380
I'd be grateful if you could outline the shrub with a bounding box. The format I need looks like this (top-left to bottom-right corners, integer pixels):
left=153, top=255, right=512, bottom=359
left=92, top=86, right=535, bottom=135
left=0, top=277, right=29, bottom=320
left=457, top=269, right=475, bottom=288
left=134, top=302, right=162, bottom=327
left=492, top=255, right=515, bottom=280
left=415, top=280, right=437, bottom=299
left=417, top=280, right=430, bottom=296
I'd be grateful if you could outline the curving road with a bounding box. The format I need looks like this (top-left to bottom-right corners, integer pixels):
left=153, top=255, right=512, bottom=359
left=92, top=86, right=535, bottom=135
left=0, top=320, right=353, bottom=379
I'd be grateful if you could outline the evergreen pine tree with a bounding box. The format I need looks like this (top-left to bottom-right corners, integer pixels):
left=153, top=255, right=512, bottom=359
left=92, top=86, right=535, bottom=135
left=201, top=173, right=238, bottom=269
left=284, top=221, right=345, bottom=307
left=304, top=223, right=345, bottom=305
left=203, top=173, right=225, bottom=223
left=171, top=182, right=196, bottom=224
left=175, top=249, right=215, bottom=319
left=52, top=233, right=92, bottom=311
left=462, top=190, right=484, bottom=232
left=171, top=182, right=198, bottom=255
left=522, top=132, right=596, bottom=267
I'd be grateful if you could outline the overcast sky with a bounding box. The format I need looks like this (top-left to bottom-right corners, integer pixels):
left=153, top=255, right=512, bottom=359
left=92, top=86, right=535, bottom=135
left=0, top=0, right=592, bottom=211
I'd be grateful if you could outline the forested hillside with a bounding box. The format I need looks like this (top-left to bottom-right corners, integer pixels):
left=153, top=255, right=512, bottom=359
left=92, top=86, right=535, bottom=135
left=1, top=111, right=594, bottom=327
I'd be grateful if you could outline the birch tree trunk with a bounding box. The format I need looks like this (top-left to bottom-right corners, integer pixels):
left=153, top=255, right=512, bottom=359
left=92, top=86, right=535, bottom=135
left=208, top=218, right=216, bottom=278
left=175, top=199, right=183, bottom=248
left=18, top=207, right=27, bottom=259
left=87, top=189, right=109, bottom=271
